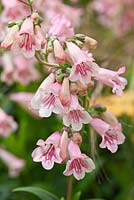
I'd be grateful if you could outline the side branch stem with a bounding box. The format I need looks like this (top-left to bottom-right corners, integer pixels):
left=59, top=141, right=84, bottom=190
left=35, top=53, right=60, bottom=67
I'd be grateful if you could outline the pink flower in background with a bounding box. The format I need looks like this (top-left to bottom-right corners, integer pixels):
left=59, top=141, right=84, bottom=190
left=93, top=66, right=127, bottom=97
left=48, top=15, right=74, bottom=41
left=11, top=18, right=42, bottom=58
left=9, top=92, right=39, bottom=118
left=13, top=55, right=40, bottom=85
left=0, top=147, right=25, bottom=177
left=1, top=0, right=30, bottom=22
left=1, top=53, right=40, bottom=85
left=1, top=25, right=19, bottom=49
left=32, top=132, right=63, bottom=170
left=0, top=108, right=18, bottom=138
left=31, top=79, right=64, bottom=117
left=66, top=42, right=99, bottom=85
left=63, top=140, right=95, bottom=180
left=1, top=53, right=14, bottom=85
left=90, top=118, right=125, bottom=153
left=93, top=0, right=134, bottom=35
left=35, top=0, right=82, bottom=28
left=63, top=95, right=92, bottom=131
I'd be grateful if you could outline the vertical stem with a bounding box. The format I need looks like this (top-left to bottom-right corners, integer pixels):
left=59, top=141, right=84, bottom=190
left=66, top=176, right=73, bottom=200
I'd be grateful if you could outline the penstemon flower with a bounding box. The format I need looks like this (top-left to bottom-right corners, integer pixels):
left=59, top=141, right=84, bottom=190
left=66, top=42, right=99, bottom=85
left=90, top=118, right=125, bottom=153
left=63, top=140, right=95, bottom=180
left=32, top=132, right=63, bottom=170
left=63, top=95, right=92, bottom=131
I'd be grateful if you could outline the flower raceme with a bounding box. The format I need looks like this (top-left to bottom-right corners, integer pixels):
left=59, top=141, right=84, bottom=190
left=0, top=2, right=127, bottom=181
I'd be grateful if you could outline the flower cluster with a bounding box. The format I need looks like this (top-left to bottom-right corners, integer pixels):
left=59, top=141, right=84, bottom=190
left=0, top=0, right=127, bottom=180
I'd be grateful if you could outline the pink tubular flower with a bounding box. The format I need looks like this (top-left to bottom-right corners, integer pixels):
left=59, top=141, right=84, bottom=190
left=31, top=77, right=64, bottom=117
left=63, top=140, right=95, bottom=180
left=66, top=42, right=99, bottom=85
left=48, top=15, right=74, bottom=42
left=93, top=66, right=127, bottom=97
left=11, top=18, right=42, bottom=58
left=0, top=147, right=25, bottom=177
left=32, top=132, right=63, bottom=170
left=0, top=108, right=18, bottom=138
left=63, top=95, right=92, bottom=131
left=90, top=118, right=125, bottom=153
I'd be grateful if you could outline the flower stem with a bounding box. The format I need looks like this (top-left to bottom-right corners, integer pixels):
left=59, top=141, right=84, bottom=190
left=66, top=176, right=73, bottom=200
left=35, top=52, right=60, bottom=67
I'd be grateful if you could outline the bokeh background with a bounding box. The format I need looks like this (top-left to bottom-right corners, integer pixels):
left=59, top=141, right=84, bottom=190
left=0, top=0, right=134, bottom=200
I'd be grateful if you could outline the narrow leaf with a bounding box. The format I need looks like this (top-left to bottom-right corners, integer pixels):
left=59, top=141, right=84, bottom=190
left=13, top=186, right=59, bottom=200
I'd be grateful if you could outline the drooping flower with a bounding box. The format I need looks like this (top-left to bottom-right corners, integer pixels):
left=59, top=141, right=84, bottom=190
left=31, top=76, right=64, bottom=117
left=0, top=147, right=25, bottom=177
left=90, top=118, right=125, bottom=153
left=93, top=66, right=127, bottom=97
left=32, top=132, right=63, bottom=170
left=63, top=95, right=92, bottom=131
left=63, top=140, right=95, bottom=180
left=11, top=18, right=43, bottom=57
left=0, top=108, right=18, bottom=138
left=66, top=42, right=99, bottom=85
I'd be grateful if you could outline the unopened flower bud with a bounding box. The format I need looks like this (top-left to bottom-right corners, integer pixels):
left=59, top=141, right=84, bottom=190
left=60, top=130, right=69, bottom=161
left=60, top=77, right=71, bottom=106
left=53, top=39, right=66, bottom=64
left=100, top=110, right=118, bottom=125
left=72, top=132, right=82, bottom=144
left=85, top=36, right=97, bottom=49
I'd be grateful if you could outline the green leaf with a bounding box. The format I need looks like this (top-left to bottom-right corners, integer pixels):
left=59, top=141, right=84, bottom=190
left=13, top=186, right=60, bottom=200
left=73, top=191, right=81, bottom=200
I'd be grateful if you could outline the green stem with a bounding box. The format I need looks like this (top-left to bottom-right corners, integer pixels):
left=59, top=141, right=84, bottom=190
left=35, top=52, right=60, bottom=68
left=66, top=176, right=73, bottom=200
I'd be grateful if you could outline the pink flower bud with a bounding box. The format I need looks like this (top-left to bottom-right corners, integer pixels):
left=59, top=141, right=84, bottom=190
left=72, top=132, right=82, bottom=144
left=53, top=39, right=66, bottom=63
left=60, top=130, right=69, bottom=161
left=59, top=77, right=71, bottom=106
